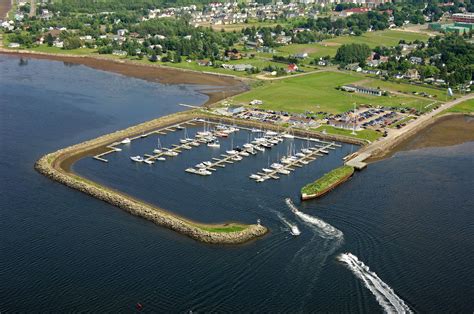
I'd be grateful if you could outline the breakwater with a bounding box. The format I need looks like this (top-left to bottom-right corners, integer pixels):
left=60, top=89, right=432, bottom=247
left=301, top=166, right=355, bottom=200
left=35, top=111, right=267, bottom=244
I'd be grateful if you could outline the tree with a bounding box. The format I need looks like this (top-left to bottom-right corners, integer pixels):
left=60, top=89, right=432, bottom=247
left=335, top=43, right=371, bottom=64
left=46, top=33, right=54, bottom=47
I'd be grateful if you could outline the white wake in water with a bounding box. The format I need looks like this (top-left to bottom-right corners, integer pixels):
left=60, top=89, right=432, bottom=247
left=285, top=198, right=343, bottom=240
left=338, top=253, right=412, bottom=314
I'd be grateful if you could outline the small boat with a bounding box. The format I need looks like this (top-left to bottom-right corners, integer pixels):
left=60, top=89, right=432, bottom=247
left=164, top=151, right=178, bottom=157
left=262, top=168, right=273, bottom=173
left=130, top=156, right=143, bottom=162
left=203, top=161, right=212, bottom=166
left=269, top=139, right=279, bottom=145
left=185, top=168, right=197, bottom=173
left=196, top=169, right=212, bottom=176
left=226, top=150, right=238, bottom=155
left=121, top=138, right=131, bottom=144
left=112, top=147, right=122, bottom=152
left=265, top=131, right=278, bottom=136
left=240, top=151, right=249, bottom=157
left=182, top=145, right=192, bottom=150
left=283, top=133, right=295, bottom=139
left=176, top=125, right=184, bottom=130
left=278, top=169, right=290, bottom=175
left=196, top=163, right=206, bottom=169
left=254, top=146, right=265, bottom=152
left=180, top=139, right=189, bottom=144
left=296, top=153, right=305, bottom=157
left=290, top=225, right=301, bottom=236
left=249, top=174, right=261, bottom=180
left=153, top=149, right=162, bottom=154
left=140, top=133, right=147, bottom=138
left=207, top=140, right=220, bottom=148
left=189, top=141, right=200, bottom=147
left=156, top=157, right=166, bottom=161
left=243, top=143, right=253, bottom=149
left=232, top=155, right=243, bottom=161
left=251, top=128, right=263, bottom=133
left=144, top=159, right=154, bottom=165
left=271, top=163, right=284, bottom=169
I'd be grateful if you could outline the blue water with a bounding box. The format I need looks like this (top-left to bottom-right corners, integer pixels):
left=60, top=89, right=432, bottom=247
left=1, top=54, right=473, bottom=312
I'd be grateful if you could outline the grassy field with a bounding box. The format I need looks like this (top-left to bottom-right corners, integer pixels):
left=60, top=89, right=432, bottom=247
left=231, top=71, right=432, bottom=114
left=443, top=99, right=474, bottom=114
left=28, top=45, right=97, bottom=55
left=277, top=30, right=430, bottom=59
left=301, top=165, right=354, bottom=196
left=313, top=125, right=382, bottom=142
left=364, top=79, right=450, bottom=100
left=198, top=224, right=247, bottom=233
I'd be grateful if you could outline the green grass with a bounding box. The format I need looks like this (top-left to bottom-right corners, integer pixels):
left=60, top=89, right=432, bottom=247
left=199, top=225, right=247, bottom=233
left=313, top=125, right=382, bottom=142
left=301, top=165, right=354, bottom=196
left=231, top=71, right=432, bottom=114
left=443, top=99, right=474, bottom=114
left=277, top=30, right=430, bottom=59
left=28, top=45, right=97, bottom=55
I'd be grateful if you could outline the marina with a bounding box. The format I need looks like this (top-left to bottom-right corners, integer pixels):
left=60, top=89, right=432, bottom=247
left=91, top=118, right=344, bottom=182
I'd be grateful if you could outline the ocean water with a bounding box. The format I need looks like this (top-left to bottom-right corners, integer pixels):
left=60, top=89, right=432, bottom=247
left=1, top=54, right=473, bottom=312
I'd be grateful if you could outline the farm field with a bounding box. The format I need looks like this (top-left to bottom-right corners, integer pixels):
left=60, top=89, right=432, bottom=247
left=231, top=71, right=433, bottom=114
left=276, top=30, right=430, bottom=59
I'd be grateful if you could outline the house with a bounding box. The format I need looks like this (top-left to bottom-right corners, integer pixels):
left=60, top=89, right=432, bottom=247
left=405, top=69, right=420, bottom=80
left=112, top=50, right=127, bottom=56
left=117, top=29, right=128, bottom=37
left=293, top=52, right=308, bottom=59
left=53, top=40, right=64, bottom=48
left=318, top=60, right=329, bottom=66
left=227, top=106, right=245, bottom=115
left=345, top=63, right=362, bottom=72
left=250, top=99, right=263, bottom=105
left=224, top=48, right=242, bottom=60
left=409, top=56, right=423, bottom=65
left=287, top=63, right=298, bottom=73
left=233, top=64, right=253, bottom=72
left=341, top=84, right=383, bottom=96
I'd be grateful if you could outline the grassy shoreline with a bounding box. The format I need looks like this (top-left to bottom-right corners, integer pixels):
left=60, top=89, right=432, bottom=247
left=301, top=165, right=355, bottom=200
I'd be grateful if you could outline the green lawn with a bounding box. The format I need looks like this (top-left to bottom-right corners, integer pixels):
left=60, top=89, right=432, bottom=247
left=301, top=165, right=354, bottom=196
left=363, top=79, right=451, bottom=100
left=28, top=45, right=97, bottom=55
left=277, top=30, right=430, bottom=59
left=442, top=99, right=474, bottom=114
left=231, top=71, right=432, bottom=114
left=313, top=125, right=382, bottom=142
left=198, top=224, right=247, bottom=233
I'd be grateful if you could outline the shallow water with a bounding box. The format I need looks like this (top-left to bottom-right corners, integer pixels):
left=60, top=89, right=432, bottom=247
left=1, top=55, right=473, bottom=312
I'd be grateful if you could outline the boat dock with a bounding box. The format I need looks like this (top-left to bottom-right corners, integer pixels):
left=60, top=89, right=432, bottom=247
left=252, top=142, right=339, bottom=182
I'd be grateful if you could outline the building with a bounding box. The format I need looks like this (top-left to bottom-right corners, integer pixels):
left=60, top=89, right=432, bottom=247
left=287, top=63, right=298, bottom=73
left=452, top=13, right=474, bottom=24
left=341, top=84, right=382, bottom=96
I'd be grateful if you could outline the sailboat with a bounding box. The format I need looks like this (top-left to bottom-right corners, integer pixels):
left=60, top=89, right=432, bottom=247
left=226, top=134, right=238, bottom=155
left=153, top=138, right=163, bottom=154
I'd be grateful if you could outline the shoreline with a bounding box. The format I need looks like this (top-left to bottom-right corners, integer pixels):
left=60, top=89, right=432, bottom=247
left=0, top=49, right=249, bottom=107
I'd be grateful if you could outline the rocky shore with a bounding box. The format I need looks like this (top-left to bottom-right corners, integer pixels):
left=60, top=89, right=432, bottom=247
left=35, top=111, right=267, bottom=245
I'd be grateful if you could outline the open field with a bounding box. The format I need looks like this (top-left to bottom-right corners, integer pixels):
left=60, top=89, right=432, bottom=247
left=363, top=79, right=451, bottom=100
left=231, top=71, right=433, bottom=114
left=277, top=30, right=430, bottom=59
left=442, top=98, right=474, bottom=114
left=314, top=125, right=382, bottom=142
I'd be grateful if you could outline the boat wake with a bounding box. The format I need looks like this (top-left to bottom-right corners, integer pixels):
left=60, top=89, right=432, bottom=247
left=276, top=213, right=301, bottom=235
left=338, top=253, right=412, bottom=314
left=285, top=198, right=343, bottom=240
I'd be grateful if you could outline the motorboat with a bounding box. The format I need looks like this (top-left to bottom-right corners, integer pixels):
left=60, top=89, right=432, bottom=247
left=290, top=225, right=301, bottom=236
left=164, top=151, right=178, bottom=157
left=196, top=163, right=207, bottom=169
left=271, top=163, right=284, bottom=169
left=203, top=161, right=212, bottom=166
left=196, top=169, right=212, bottom=176
left=112, top=147, right=122, bottom=152
left=296, top=153, right=305, bottom=157
left=283, top=133, right=295, bottom=139
left=301, top=149, right=312, bottom=154
left=251, top=128, right=263, bottom=133
left=182, top=145, right=192, bottom=150
left=189, top=141, right=200, bottom=147
left=265, top=131, right=278, bottom=136
left=240, top=151, right=249, bottom=157
left=278, top=169, right=290, bottom=175
left=121, top=138, right=131, bottom=144
left=254, top=146, right=265, bottom=152
left=207, top=140, right=220, bottom=148
left=130, top=156, right=143, bottom=162
left=156, top=157, right=166, bottom=161
left=153, top=149, right=162, bottom=154
left=185, top=168, right=197, bottom=173
left=243, top=143, right=253, bottom=149
left=144, top=160, right=154, bottom=165
left=232, top=155, right=243, bottom=161
left=180, top=139, right=189, bottom=144
left=262, top=168, right=273, bottom=173
left=226, top=150, right=238, bottom=155
left=249, top=174, right=261, bottom=180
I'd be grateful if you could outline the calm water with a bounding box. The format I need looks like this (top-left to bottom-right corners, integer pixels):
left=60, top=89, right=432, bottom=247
left=1, top=55, right=473, bottom=312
